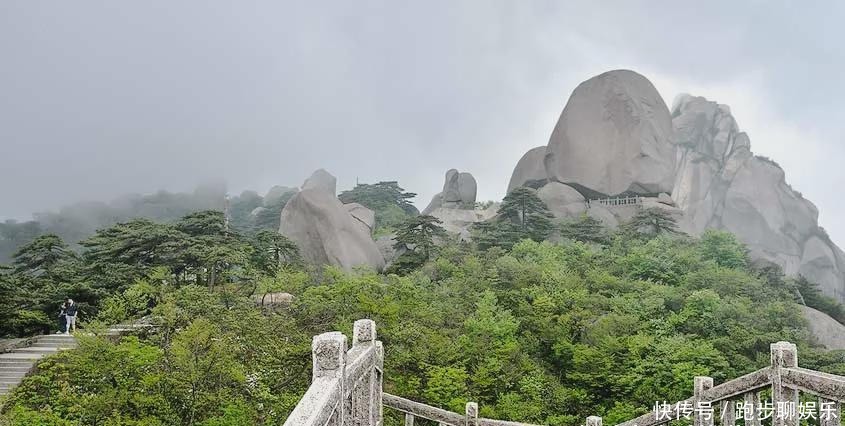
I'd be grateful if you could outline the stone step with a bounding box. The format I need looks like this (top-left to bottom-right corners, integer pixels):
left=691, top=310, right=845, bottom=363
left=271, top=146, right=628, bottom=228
left=31, top=342, right=77, bottom=349
left=37, top=336, right=77, bottom=343
left=0, top=364, right=31, bottom=371
left=0, top=372, right=28, bottom=380
left=0, top=352, right=46, bottom=360
left=0, top=358, right=33, bottom=365
left=0, top=378, right=22, bottom=385
left=13, top=347, right=60, bottom=353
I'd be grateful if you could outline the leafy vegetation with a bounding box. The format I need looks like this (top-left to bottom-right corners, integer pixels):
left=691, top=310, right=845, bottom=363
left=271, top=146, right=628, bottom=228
left=2, top=186, right=845, bottom=426
left=338, top=181, right=418, bottom=232
left=387, top=215, right=448, bottom=274
left=475, top=187, right=554, bottom=250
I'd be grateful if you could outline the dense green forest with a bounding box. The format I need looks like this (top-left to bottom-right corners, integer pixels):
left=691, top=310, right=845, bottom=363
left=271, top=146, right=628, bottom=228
left=1, top=183, right=844, bottom=426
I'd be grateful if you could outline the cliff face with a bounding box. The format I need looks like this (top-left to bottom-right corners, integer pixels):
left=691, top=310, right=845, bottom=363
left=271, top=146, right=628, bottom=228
left=672, top=95, right=845, bottom=303
left=508, top=70, right=845, bottom=304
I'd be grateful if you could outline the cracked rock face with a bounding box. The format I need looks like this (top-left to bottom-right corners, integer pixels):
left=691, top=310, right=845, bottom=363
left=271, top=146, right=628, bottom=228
left=672, top=94, right=845, bottom=302
left=545, top=69, right=676, bottom=195
left=279, top=170, right=384, bottom=272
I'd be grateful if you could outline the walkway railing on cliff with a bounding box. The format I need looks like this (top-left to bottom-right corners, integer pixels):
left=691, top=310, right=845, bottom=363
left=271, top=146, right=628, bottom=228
left=610, top=341, right=843, bottom=426
left=284, top=321, right=844, bottom=426
left=587, top=196, right=643, bottom=208
left=283, top=320, right=540, bottom=426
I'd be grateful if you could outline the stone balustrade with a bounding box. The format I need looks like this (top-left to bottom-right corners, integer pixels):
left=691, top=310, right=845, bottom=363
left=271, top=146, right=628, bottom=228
left=285, top=325, right=844, bottom=426
left=608, top=342, right=843, bottom=426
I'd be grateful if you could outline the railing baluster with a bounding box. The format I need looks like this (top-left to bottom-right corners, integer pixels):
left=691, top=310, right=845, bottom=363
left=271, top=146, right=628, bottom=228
left=313, top=332, right=348, bottom=426
left=771, top=342, right=798, bottom=426
left=819, top=398, right=840, bottom=426
left=352, top=320, right=377, bottom=425
left=743, top=392, right=760, bottom=426
left=405, top=413, right=415, bottom=426
left=466, top=402, right=478, bottom=426
left=587, top=416, right=602, bottom=426
left=694, top=376, right=714, bottom=426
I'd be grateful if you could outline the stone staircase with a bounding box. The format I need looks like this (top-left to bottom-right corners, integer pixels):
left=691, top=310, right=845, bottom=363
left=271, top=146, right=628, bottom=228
left=0, top=334, right=77, bottom=397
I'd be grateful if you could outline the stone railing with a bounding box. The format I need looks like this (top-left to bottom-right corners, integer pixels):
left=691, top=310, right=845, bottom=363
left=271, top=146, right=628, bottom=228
left=284, top=326, right=842, bottom=426
left=283, top=320, right=543, bottom=426
left=383, top=393, right=541, bottom=426
left=588, top=196, right=642, bottom=208
left=606, top=341, right=843, bottom=426
left=283, top=319, right=384, bottom=426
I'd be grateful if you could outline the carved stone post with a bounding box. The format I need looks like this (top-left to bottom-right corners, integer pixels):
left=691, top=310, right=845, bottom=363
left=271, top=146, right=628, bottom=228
left=352, top=319, right=376, bottom=425
left=743, top=392, right=760, bottom=426
left=771, top=342, right=798, bottom=426
left=312, top=332, right=348, bottom=424
left=694, top=376, right=714, bottom=426
left=374, top=341, right=384, bottom=426
left=466, top=402, right=478, bottom=426
left=819, top=397, right=840, bottom=426
left=587, top=415, right=602, bottom=426
left=353, top=319, right=376, bottom=347
left=312, top=331, right=347, bottom=380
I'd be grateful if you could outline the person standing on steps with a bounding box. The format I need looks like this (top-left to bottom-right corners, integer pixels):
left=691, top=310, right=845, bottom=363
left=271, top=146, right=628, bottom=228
left=65, top=299, right=78, bottom=334
left=57, top=301, right=67, bottom=334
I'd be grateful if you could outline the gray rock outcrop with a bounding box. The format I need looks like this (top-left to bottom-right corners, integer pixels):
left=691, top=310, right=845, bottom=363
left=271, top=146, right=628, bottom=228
left=671, top=94, right=845, bottom=302
left=423, top=169, right=478, bottom=214
left=279, top=170, right=384, bottom=271
left=509, top=71, right=845, bottom=305
left=536, top=182, right=586, bottom=219
left=301, top=168, right=337, bottom=195
left=801, top=305, right=845, bottom=350
left=344, top=202, right=376, bottom=234
left=545, top=70, right=676, bottom=195
left=507, top=146, right=548, bottom=193
left=428, top=203, right=499, bottom=241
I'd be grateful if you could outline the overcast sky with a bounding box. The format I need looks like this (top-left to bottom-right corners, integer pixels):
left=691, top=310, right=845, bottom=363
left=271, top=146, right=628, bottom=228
left=2, top=2, right=844, bottom=244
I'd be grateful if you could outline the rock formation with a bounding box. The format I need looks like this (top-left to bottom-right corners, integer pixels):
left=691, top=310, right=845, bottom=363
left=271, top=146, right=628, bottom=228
left=507, top=146, right=548, bottom=193
left=801, top=306, right=845, bottom=350
left=279, top=170, right=384, bottom=271
left=545, top=70, right=676, bottom=196
left=420, top=169, right=496, bottom=240
left=671, top=94, right=845, bottom=303
left=423, top=169, right=478, bottom=214
left=536, top=182, right=586, bottom=219
left=301, top=168, right=337, bottom=195
left=508, top=70, right=845, bottom=305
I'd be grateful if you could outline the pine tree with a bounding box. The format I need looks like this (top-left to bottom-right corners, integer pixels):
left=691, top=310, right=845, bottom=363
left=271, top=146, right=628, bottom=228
left=476, top=187, right=554, bottom=250
left=393, top=215, right=447, bottom=259
left=559, top=214, right=608, bottom=244
left=623, top=207, right=682, bottom=237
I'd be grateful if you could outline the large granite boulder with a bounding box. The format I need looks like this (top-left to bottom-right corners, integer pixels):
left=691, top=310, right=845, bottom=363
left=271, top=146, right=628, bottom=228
left=344, top=202, right=376, bottom=234
left=507, top=146, right=548, bottom=193
left=423, top=169, right=478, bottom=214
left=279, top=170, right=384, bottom=271
left=428, top=203, right=499, bottom=241
left=536, top=182, right=586, bottom=219
left=545, top=70, right=676, bottom=195
left=801, top=305, right=845, bottom=350
left=301, top=168, right=337, bottom=195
